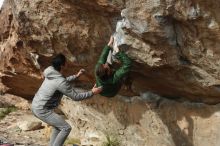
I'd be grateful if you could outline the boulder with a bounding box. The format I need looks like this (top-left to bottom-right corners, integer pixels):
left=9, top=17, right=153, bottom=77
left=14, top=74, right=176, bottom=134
left=17, top=120, right=42, bottom=131
left=60, top=95, right=220, bottom=146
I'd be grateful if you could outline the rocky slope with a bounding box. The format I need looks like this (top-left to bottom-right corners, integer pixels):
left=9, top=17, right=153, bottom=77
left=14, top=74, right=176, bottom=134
left=61, top=93, right=220, bottom=146
left=2, top=94, right=220, bottom=146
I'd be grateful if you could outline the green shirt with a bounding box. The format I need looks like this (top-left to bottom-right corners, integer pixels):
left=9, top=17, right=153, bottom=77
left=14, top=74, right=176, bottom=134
left=95, top=45, right=132, bottom=97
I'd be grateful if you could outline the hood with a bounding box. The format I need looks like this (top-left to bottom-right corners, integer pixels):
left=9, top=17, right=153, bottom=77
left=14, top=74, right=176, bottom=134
left=43, top=66, right=63, bottom=79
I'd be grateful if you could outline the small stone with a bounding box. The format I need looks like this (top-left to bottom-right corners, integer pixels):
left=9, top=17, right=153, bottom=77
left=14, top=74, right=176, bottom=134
left=17, top=121, right=42, bottom=131
left=119, top=130, right=124, bottom=135
left=7, top=123, right=17, bottom=130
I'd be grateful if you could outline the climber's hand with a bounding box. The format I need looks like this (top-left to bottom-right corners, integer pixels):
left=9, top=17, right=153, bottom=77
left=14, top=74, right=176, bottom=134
left=92, top=84, right=102, bottom=95
left=114, top=46, right=119, bottom=53
left=108, top=35, right=114, bottom=48
left=76, top=69, right=85, bottom=77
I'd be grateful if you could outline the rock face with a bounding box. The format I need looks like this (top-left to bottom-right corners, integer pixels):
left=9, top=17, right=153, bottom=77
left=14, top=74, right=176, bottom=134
left=60, top=94, right=220, bottom=146
left=114, top=0, right=220, bottom=103
left=1, top=0, right=220, bottom=145
left=0, top=0, right=120, bottom=99
left=1, top=0, right=220, bottom=103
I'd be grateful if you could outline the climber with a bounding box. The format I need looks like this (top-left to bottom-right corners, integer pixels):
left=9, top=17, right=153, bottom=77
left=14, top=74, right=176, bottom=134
left=31, top=53, right=102, bottom=146
left=95, top=35, right=132, bottom=97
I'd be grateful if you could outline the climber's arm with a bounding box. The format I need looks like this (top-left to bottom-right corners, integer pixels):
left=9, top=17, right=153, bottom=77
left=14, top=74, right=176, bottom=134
left=113, top=52, right=132, bottom=83
left=96, top=36, right=114, bottom=65
left=97, top=45, right=111, bottom=65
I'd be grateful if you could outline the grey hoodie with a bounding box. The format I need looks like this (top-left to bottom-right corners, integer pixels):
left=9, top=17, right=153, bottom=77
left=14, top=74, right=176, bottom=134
left=32, top=66, right=93, bottom=110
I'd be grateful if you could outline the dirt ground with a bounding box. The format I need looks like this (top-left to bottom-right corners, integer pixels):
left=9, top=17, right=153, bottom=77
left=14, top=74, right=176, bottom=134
left=0, top=110, right=48, bottom=146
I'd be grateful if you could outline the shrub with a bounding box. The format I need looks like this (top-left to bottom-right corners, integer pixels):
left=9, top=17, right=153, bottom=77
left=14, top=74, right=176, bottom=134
left=102, top=134, right=120, bottom=146
left=0, top=107, right=17, bottom=120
